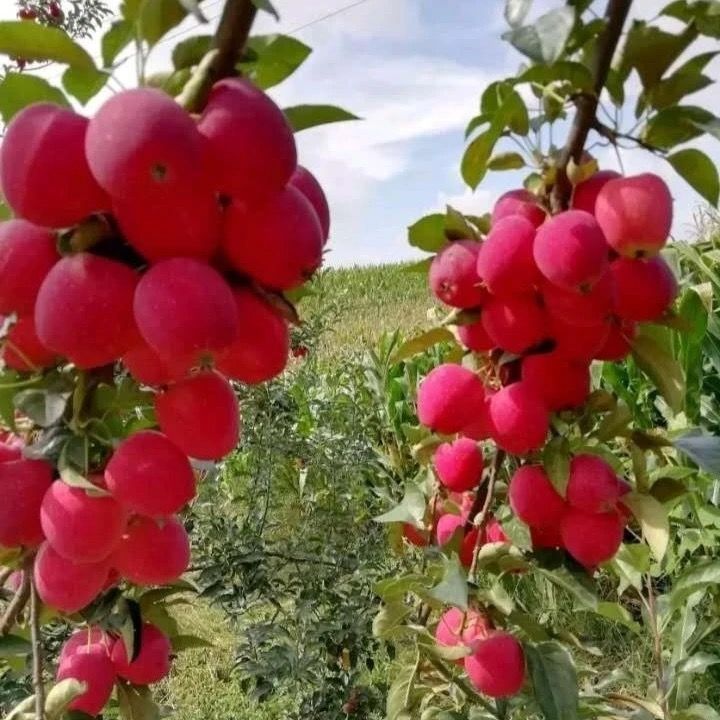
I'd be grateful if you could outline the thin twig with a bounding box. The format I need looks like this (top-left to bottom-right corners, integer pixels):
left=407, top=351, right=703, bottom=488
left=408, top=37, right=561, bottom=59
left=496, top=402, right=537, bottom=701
left=592, top=119, right=665, bottom=155
left=178, top=0, right=258, bottom=112
left=0, top=570, right=30, bottom=635
left=427, top=656, right=499, bottom=718
left=30, top=574, right=44, bottom=720
left=550, top=0, right=633, bottom=212
left=0, top=565, right=15, bottom=588
left=469, top=451, right=505, bottom=578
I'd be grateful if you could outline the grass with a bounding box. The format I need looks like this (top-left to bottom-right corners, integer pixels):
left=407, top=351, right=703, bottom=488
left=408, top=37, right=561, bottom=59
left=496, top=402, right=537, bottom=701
left=300, top=263, right=434, bottom=357
left=164, top=262, right=426, bottom=719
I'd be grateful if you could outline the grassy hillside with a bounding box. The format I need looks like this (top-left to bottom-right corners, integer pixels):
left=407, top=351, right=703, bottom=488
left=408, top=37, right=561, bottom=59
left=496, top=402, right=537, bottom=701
left=300, top=263, right=433, bottom=356
left=163, top=262, right=430, bottom=719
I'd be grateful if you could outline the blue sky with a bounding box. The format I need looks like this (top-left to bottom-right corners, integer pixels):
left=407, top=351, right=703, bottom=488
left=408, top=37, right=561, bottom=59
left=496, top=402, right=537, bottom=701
left=3, top=0, right=719, bottom=266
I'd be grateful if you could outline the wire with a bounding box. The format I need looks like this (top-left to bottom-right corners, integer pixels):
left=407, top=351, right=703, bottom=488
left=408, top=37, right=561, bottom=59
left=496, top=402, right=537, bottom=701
left=43, top=0, right=376, bottom=85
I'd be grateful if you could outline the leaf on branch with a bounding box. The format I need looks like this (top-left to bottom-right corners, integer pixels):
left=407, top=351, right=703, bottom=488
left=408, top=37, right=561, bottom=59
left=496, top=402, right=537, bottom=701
left=619, top=20, right=697, bottom=89
left=642, top=106, right=715, bottom=150
left=102, top=19, right=134, bottom=67
left=671, top=559, right=720, bottom=610
left=63, top=66, right=109, bottom=105
left=44, top=679, right=86, bottom=720
left=14, top=387, right=71, bottom=428
left=631, top=329, right=685, bottom=412
left=525, top=641, right=579, bottom=720
left=116, top=682, right=161, bottom=720
left=251, top=0, right=280, bottom=19
left=390, top=328, right=455, bottom=364
left=502, top=7, right=575, bottom=65
left=375, top=484, right=426, bottom=526
left=622, top=492, right=669, bottom=562
left=516, top=61, right=594, bottom=92
left=408, top=214, right=446, bottom=252
left=0, top=73, right=69, bottom=125
left=675, top=652, right=720, bottom=676
left=667, top=148, right=720, bottom=205
left=171, top=35, right=212, bottom=69
left=240, top=34, right=312, bottom=88
left=488, top=151, right=525, bottom=171
left=0, top=21, right=96, bottom=68
left=386, top=655, right=419, bottom=720
left=283, top=104, right=359, bottom=133
left=139, top=0, right=188, bottom=47
left=445, top=206, right=478, bottom=240
left=427, top=555, right=468, bottom=610
left=372, top=599, right=412, bottom=639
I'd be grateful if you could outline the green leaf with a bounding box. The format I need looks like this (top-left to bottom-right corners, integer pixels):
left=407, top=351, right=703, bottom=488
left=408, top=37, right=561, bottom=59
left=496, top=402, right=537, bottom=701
left=171, top=634, right=213, bottom=652
left=171, top=34, right=212, bottom=69
left=251, top=0, right=279, bottom=19
left=620, top=20, right=697, bottom=88
left=408, top=214, right=446, bottom=252
left=488, top=152, right=525, bottom=171
left=622, top=493, right=669, bottom=561
left=542, top=437, right=571, bottom=496
left=63, top=66, right=109, bottom=104
left=0, top=21, right=96, bottom=68
left=676, top=652, right=720, bottom=675
left=595, top=601, right=641, bottom=633
left=667, top=148, right=720, bottom=205
left=502, top=7, right=576, bottom=65
left=101, top=19, right=134, bottom=67
left=386, top=655, right=419, bottom=720
left=505, top=0, right=532, bottom=27
left=116, top=682, right=160, bottom=720
left=642, top=106, right=715, bottom=150
left=283, top=104, right=359, bottom=133
left=674, top=430, right=720, bottom=475
left=373, top=599, right=412, bottom=638
left=611, top=543, right=650, bottom=594
left=0, top=635, right=31, bottom=657
left=0, top=73, right=69, bottom=124
left=516, top=61, right=594, bottom=92
left=375, top=484, right=426, bottom=525
left=14, top=388, right=71, bottom=428
left=44, top=679, right=86, bottom=720
left=671, top=560, right=720, bottom=610
left=139, top=0, right=187, bottom=47
left=390, top=328, right=455, bottom=363
left=462, top=127, right=501, bottom=189
left=631, top=330, right=685, bottom=412
left=428, top=555, right=468, bottom=610
left=644, top=51, right=718, bottom=111
left=536, top=566, right=598, bottom=610
left=445, top=206, right=477, bottom=240
left=525, top=641, right=579, bottom=720
left=241, top=34, right=311, bottom=89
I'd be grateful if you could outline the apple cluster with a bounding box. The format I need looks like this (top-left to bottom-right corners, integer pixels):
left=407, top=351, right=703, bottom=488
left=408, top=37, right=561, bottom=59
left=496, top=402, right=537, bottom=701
left=54, top=623, right=171, bottom=715
left=0, top=78, right=328, bottom=716
left=435, top=607, right=524, bottom=698
left=412, top=170, right=676, bottom=697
